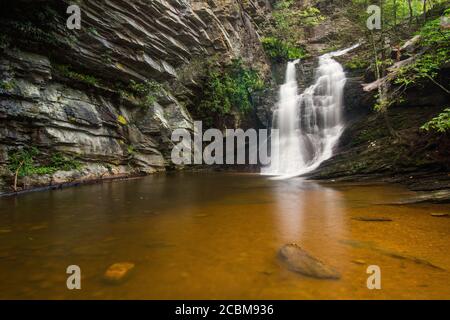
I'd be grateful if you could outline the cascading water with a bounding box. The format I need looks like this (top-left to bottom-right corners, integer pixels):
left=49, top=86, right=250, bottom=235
left=262, top=45, right=359, bottom=179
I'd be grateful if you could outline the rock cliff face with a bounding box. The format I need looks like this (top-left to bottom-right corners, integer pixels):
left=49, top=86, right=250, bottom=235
left=0, top=0, right=272, bottom=193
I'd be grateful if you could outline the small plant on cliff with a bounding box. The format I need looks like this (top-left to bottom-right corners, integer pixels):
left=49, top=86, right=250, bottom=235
left=421, top=108, right=450, bottom=133
left=8, top=148, right=81, bottom=191
left=49, top=153, right=81, bottom=172
left=8, top=147, right=39, bottom=192
left=128, top=80, right=164, bottom=109
left=54, top=64, right=100, bottom=87
left=0, top=80, right=16, bottom=91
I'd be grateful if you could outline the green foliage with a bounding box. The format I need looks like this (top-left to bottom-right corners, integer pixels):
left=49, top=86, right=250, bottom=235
left=8, top=147, right=39, bottom=178
left=0, top=34, right=10, bottom=49
left=261, top=37, right=307, bottom=62
left=2, top=20, right=61, bottom=47
left=54, top=64, right=100, bottom=87
left=101, top=51, right=113, bottom=65
left=49, top=153, right=82, bottom=172
left=261, top=0, right=323, bottom=60
left=395, top=17, right=450, bottom=87
left=54, top=64, right=163, bottom=109
left=8, top=148, right=81, bottom=177
left=128, top=80, right=164, bottom=108
left=0, top=80, right=16, bottom=91
left=350, top=0, right=448, bottom=27
left=196, top=59, right=264, bottom=125
left=87, top=27, right=100, bottom=37
left=421, top=108, right=450, bottom=133
left=345, top=56, right=370, bottom=70
left=0, top=4, right=77, bottom=50
left=272, top=1, right=325, bottom=32
left=127, top=145, right=136, bottom=155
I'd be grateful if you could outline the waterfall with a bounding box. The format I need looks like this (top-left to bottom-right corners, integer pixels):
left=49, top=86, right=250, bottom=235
left=262, top=45, right=359, bottom=179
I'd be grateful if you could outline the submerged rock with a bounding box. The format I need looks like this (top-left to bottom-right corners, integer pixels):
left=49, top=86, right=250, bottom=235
left=340, top=239, right=446, bottom=271
left=103, top=262, right=135, bottom=284
left=278, top=244, right=341, bottom=280
left=352, top=217, right=393, bottom=222
left=430, top=213, right=449, bottom=218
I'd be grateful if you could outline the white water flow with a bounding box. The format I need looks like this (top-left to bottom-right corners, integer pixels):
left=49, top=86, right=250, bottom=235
left=262, top=45, right=359, bottom=179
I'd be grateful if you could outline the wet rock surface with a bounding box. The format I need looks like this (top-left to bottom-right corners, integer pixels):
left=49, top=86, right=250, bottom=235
left=278, top=244, right=341, bottom=280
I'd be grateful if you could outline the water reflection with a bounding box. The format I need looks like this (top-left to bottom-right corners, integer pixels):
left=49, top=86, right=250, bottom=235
left=271, top=179, right=353, bottom=297
left=0, top=173, right=449, bottom=299
left=271, top=178, right=347, bottom=251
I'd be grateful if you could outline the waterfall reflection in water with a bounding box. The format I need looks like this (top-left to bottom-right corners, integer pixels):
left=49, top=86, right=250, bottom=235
left=1, top=173, right=450, bottom=299
left=272, top=178, right=346, bottom=244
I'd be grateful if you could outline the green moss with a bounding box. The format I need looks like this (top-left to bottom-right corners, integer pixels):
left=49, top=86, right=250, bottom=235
left=87, top=27, right=99, bottom=37
left=101, top=51, right=113, bottom=65
left=127, top=145, right=136, bottom=156
left=320, top=45, right=341, bottom=54
left=0, top=80, right=16, bottom=91
left=345, top=57, right=369, bottom=70
left=54, top=64, right=100, bottom=87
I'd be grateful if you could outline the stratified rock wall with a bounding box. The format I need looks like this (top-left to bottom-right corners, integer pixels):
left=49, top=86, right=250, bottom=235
left=0, top=0, right=272, bottom=193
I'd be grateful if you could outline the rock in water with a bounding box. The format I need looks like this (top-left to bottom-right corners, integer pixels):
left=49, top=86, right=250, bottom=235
left=103, top=262, right=135, bottom=284
left=351, top=259, right=367, bottom=265
left=430, top=213, right=449, bottom=218
left=352, top=217, right=393, bottom=222
left=278, top=244, right=341, bottom=280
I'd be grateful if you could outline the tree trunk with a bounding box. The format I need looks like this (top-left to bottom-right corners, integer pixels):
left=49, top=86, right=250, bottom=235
left=370, top=27, right=398, bottom=139
left=13, top=160, right=24, bottom=192
left=407, top=0, right=414, bottom=25
left=423, top=0, right=427, bottom=22
left=393, top=0, right=397, bottom=26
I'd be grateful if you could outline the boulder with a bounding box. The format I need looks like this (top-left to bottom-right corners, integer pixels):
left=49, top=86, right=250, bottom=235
left=278, top=244, right=341, bottom=280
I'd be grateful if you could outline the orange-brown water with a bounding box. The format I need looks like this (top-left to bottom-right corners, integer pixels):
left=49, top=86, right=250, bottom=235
left=0, top=172, right=449, bottom=299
